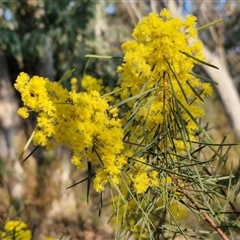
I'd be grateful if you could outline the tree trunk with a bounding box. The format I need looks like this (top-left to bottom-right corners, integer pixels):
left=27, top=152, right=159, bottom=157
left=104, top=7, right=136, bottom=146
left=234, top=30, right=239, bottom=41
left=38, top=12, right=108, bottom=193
left=0, top=48, right=25, bottom=210
left=36, top=36, right=54, bottom=80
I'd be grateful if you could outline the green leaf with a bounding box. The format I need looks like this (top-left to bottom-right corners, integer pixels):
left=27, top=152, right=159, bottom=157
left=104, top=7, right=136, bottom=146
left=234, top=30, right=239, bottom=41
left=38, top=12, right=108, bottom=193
left=87, top=161, right=92, bottom=204
left=180, top=51, right=219, bottom=69
left=189, top=72, right=218, bottom=85
left=19, top=127, right=36, bottom=161
left=186, top=80, right=204, bottom=102
left=58, top=69, right=75, bottom=83
left=85, top=54, right=112, bottom=59
left=198, top=19, right=223, bottom=31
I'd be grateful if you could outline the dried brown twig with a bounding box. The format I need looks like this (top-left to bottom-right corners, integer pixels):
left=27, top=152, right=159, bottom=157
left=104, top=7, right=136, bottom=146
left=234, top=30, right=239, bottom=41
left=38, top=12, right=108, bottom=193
left=171, top=174, right=230, bottom=240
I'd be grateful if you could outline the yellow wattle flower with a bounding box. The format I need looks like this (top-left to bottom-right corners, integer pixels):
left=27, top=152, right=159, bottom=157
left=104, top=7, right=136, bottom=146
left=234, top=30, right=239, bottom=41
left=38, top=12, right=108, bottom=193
left=0, top=220, right=32, bottom=240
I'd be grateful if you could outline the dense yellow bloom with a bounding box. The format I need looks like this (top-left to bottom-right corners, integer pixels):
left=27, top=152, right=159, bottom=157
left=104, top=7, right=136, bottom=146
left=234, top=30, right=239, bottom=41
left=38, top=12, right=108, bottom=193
left=118, top=8, right=213, bottom=171
left=15, top=73, right=125, bottom=192
left=113, top=10, right=214, bottom=229
left=81, top=75, right=103, bottom=93
left=128, top=157, right=159, bottom=194
left=118, top=8, right=211, bottom=123
left=0, top=220, right=32, bottom=240
left=80, top=74, right=115, bottom=103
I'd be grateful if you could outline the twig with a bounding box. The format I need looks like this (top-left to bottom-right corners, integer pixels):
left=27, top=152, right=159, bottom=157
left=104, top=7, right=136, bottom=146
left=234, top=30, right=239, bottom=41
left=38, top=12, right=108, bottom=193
left=171, top=175, right=230, bottom=240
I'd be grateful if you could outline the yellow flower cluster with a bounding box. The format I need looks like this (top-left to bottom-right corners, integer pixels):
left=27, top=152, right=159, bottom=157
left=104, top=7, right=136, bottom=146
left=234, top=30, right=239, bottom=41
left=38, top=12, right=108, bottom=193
left=81, top=75, right=103, bottom=93
left=129, top=157, right=159, bottom=194
left=118, top=8, right=212, bottom=142
left=0, top=220, right=32, bottom=240
left=14, top=72, right=126, bottom=192
left=81, top=74, right=115, bottom=103
left=117, top=10, right=213, bottom=192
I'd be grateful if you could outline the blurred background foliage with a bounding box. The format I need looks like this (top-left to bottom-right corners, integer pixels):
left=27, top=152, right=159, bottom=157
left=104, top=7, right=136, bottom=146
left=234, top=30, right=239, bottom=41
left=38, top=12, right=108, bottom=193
left=1, top=1, right=240, bottom=91
left=0, top=0, right=95, bottom=81
left=0, top=0, right=130, bottom=87
left=0, top=0, right=240, bottom=239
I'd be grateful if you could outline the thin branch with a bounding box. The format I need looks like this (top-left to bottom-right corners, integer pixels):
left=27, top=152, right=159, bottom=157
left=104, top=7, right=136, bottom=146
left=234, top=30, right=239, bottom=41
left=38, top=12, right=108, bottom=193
left=171, top=174, right=230, bottom=240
